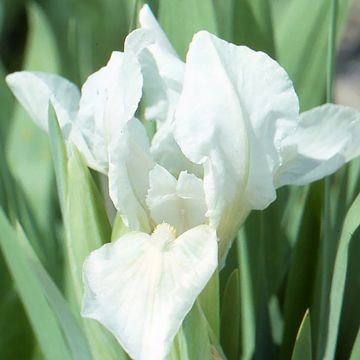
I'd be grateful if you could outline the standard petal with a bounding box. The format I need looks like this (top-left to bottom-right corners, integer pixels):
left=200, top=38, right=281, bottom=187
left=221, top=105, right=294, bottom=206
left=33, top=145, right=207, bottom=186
left=146, top=165, right=207, bottom=234
left=276, top=104, right=360, bottom=186
left=138, top=5, right=184, bottom=125
left=82, top=223, right=218, bottom=360
left=174, top=31, right=299, bottom=261
left=125, top=29, right=168, bottom=123
left=138, top=4, right=177, bottom=56
left=174, top=31, right=250, bottom=260
left=126, top=5, right=191, bottom=178
left=6, top=71, right=79, bottom=135
left=75, top=51, right=143, bottom=173
left=108, top=118, right=154, bottom=233
left=150, top=121, right=203, bottom=178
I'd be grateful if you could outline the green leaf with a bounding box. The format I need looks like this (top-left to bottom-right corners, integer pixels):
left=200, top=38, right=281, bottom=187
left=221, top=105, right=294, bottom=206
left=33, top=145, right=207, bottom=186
left=232, top=0, right=275, bottom=57
left=65, top=148, right=128, bottom=360
left=0, top=251, right=34, bottom=359
left=36, top=0, right=135, bottom=81
left=158, top=0, right=218, bottom=59
left=337, top=211, right=360, bottom=358
left=237, top=229, right=256, bottom=360
left=199, top=269, right=220, bottom=340
left=0, top=208, right=72, bottom=360
left=291, top=310, right=312, bottom=360
left=323, top=192, right=360, bottom=360
left=182, top=302, right=213, bottom=360
left=48, top=104, right=68, bottom=212
left=346, top=158, right=360, bottom=205
left=350, top=326, right=360, bottom=360
left=169, top=328, right=190, bottom=360
left=0, top=143, right=47, bottom=266
left=241, top=211, right=278, bottom=359
left=264, top=186, right=309, bottom=296
left=111, top=212, right=129, bottom=241
left=6, top=2, right=61, bottom=275
left=220, top=269, right=240, bottom=360
left=212, top=0, right=234, bottom=42
left=280, top=184, right=322, bottom=360
left=65, top=146, right=111, bottom=301
left=16, top=224, right=92, bottom=360
left=271, top=0, right=352, bottom=110
left=7, top=2, right=58, bottom=229
left=0, top=62, right=14, bottom=141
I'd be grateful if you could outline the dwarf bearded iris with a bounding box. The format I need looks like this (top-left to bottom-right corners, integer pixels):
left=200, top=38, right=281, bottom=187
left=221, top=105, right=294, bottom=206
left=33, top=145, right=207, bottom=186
left=6, top=5, right=360, bottom=360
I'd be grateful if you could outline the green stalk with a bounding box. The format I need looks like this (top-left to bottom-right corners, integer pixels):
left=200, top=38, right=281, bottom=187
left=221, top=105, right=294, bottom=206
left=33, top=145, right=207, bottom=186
left=326, top=0, right=337, bottom=103
left=317, top=0, right=337, bottom=359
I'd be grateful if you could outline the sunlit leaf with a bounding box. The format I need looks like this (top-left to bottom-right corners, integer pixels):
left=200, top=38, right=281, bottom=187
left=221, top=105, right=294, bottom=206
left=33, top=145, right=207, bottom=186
left=271, top=0, right=351, bottom=110
left=48, top=104, right=68, bottom=212
left=183, top=302, right=213, bottom=360
left=158, top=0, right=217, bottom=58
left=350, top=326, right=360, bottom=360
left=237, top=229, right=256, bottom=360
left=65, top=148, right=128, bottom=360
left=16, top=224, right=92, bottom=360
left=65, top=146, right=110, bottom=301
left=323, top=191, right=360, bottom=359
left=199, top=270, right=220, bottom=340
left=0, top=208, right=71, bottom=360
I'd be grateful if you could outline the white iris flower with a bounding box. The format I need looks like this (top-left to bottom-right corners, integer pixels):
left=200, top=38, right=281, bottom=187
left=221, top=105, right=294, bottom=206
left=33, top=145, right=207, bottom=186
left=6, top=5, right=360, bottom=360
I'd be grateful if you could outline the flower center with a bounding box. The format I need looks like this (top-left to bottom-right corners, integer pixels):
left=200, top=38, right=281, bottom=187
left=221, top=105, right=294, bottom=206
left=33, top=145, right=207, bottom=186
left=151, top=223, right=177, bottom=250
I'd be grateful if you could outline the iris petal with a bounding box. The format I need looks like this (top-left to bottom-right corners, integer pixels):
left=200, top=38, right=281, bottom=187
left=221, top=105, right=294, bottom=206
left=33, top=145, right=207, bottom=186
left=82, top=223, right=218, bottom=360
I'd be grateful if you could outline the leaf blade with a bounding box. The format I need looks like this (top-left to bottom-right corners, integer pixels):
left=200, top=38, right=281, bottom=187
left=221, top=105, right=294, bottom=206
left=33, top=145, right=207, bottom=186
left=0, top=208, right=72, bottom=360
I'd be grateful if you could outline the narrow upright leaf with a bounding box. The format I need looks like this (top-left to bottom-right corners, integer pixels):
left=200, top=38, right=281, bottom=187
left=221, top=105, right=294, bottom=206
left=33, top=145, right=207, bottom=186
left=237, top=230, right=256, bottom=360
left=48, top=104, right=68, bottom=212
left=0, top=208, right=71, bottom=360
left=280, top=184, right=321, bottom=360
left=233, top=0, right=276, bottom=57
left=65, top=148, right=128, bottom=360
left=350, top=326, right=360, bottom=360
left=198, top=270, right=220, bottom=340
left=158, top=0, right=218, bottom=58
left=220, top=269, right=240, bottom=360
left=272, top=0, right=351, bottom=110
left=323, top=192, right=360, bottom=360
left=182, top=302, right=213, bottom=360
left=291, top=310, right=312, bottom=360
left=16, top=225, right=92, bottom=360
left=65, top=147, right=111, bottom=302
left=7, top=2, right=58, bottom=233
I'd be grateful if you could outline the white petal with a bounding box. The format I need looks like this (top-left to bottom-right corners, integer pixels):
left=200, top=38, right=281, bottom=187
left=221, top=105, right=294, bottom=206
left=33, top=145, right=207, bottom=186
left=82, top=223, right=218, bottom=360
left=126, top=5, right=190, bottom=179
left=76, top=51, right=143, bottom=173
left=146, top=165, right=207, bottom=234
left=125, top=29, right=169, bottom=123
left=138, top=4, right=178, bottom=58
left=150, top=121, right=203, bottom=178
left=6, top=71, right=79, bottom=135
left=174, top=32, right=250, bottom=246
left=137, top=4, right=185, bottom=124
left=174, top=31, right=299, bottom=260
left=108, top=118, right=154, bottom=233
left=125, top=6, right=184, bottom=124
left=276, top=104, right=360, bottom=186
left=126, top=26, right=189, bottom=177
